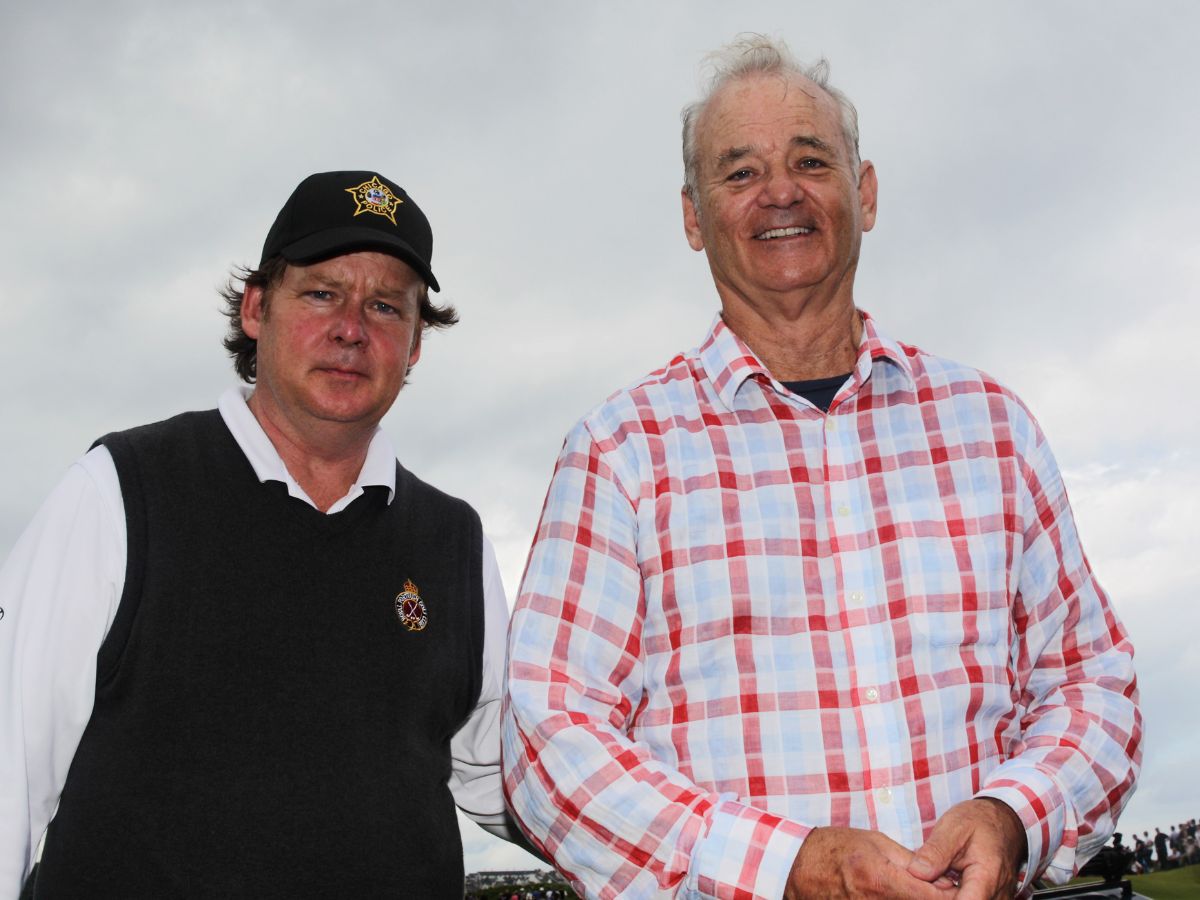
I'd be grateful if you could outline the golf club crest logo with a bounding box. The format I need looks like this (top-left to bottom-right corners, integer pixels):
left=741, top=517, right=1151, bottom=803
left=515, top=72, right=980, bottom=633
left=345, top=175, right=402, bottom=225
left=394, top=578, right=428, bottom=632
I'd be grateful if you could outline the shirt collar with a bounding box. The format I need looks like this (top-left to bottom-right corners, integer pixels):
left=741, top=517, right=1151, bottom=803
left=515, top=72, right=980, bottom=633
left=697, top=308, right=915, bottom=412
left=854, top=309, right=914, bottom=386
left=217, top=386, right=397, bottom=512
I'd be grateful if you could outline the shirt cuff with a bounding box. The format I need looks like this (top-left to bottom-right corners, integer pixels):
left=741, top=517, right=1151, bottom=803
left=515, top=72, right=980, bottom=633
left=977, top=763, right=1072, bottom=892
left=683, top=797, right=810, bottom=899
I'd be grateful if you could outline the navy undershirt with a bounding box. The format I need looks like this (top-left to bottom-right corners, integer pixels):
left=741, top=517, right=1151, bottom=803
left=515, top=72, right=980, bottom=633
left=781, top=372, right=852, bottom=413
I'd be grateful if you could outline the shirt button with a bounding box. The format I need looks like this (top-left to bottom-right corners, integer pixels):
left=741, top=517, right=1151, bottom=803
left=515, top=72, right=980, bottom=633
left=824, top=418, right=836, bottom=432
left=877, top=787, right=893, bottom=804
left=849, top=591, right=864, bottom=604
left=864, top=687, right=879, bottom=702
left=836, top=504, right=850, bottom=516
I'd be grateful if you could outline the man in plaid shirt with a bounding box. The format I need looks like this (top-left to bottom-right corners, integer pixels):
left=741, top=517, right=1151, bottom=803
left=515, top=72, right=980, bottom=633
left=502, top=36, right=1141, bottom=900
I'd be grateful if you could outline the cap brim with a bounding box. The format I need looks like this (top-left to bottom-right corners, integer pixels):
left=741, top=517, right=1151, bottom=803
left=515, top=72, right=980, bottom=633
left=280, top=225, right=440, bottom=292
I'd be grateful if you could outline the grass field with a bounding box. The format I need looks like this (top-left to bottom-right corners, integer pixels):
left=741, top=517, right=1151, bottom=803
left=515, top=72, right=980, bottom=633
left=1067, top=866, right=1200, bottom=899
left=1126, top=866, right=1200, bottom=899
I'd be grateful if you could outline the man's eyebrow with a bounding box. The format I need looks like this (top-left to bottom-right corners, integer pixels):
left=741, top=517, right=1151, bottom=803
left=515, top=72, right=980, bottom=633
left=293, top=272, right=408, bottom=298
left=791, top=135, right=836, bottom=154
left=373, top=285, right=414, bottom=300
left=713, top=135, right=837, bottom=169
left=714, top=145, right=754, bottom=168
left=288, top=275, right=338, bottom=293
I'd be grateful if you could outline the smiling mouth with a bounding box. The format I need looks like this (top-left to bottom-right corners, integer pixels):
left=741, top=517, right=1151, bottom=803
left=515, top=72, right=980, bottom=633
left=755, top=226, right=814, bottom=240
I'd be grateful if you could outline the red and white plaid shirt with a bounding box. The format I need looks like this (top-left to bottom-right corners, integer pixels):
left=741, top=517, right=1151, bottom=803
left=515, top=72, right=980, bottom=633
left=503, top=312, right=1141, bottom=899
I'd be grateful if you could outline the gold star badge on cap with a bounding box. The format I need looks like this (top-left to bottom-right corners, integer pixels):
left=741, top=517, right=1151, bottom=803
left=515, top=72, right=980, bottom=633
left=345, top=175, right=403, bottom=225
left=395, top=578, right=428, bottom=632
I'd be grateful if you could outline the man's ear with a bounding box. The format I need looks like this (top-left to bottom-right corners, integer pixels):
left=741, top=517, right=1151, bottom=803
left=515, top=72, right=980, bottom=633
left=242, top=284, right=266, bottom=339
left=682, top=188, right=706, bottom=252
left=858, top=160, right=878, bottom=233
left=407, top=326, right=422, bottom=372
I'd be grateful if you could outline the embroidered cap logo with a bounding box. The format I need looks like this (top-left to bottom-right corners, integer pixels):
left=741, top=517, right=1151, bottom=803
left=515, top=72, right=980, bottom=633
left=345, top=175, right=403, bottom=226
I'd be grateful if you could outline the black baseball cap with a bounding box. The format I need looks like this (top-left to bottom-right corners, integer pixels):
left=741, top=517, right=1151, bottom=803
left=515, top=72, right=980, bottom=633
left=259, top=171, right=440, bottom=291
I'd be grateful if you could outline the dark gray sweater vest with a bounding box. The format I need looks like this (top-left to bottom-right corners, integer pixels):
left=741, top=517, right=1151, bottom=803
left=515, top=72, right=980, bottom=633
left=33, top=410, right=485, bottom=899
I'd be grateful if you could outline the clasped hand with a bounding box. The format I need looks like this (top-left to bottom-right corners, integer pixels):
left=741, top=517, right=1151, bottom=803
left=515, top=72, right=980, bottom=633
left=783, top=799, right=1025, bottom=900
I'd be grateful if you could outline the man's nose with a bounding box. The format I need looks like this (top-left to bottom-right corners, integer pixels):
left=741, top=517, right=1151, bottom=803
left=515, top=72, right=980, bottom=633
left=759, top=168, right=804, bottom=207
left=331, top=301, right=368, bottom=345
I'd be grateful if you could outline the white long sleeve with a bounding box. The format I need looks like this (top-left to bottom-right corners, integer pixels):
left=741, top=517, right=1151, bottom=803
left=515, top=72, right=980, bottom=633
left=0, top=448, right=125, bottom=897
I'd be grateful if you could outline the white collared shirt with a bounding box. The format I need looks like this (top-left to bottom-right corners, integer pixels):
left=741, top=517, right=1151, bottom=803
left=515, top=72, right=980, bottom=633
left=0, top=388, right=510, bottom=895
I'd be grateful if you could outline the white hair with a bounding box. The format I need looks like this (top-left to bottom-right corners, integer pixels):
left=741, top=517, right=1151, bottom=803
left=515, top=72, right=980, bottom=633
left=681, top=34, right=862, bottom=199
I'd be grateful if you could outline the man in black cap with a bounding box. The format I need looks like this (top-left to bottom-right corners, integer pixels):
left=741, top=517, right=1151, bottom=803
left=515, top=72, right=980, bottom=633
left=0, top=172, right=510, bottom=897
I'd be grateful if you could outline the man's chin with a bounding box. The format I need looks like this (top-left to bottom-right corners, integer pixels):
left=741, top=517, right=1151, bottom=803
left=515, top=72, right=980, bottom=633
left=303, top=394, right=381, bottom=426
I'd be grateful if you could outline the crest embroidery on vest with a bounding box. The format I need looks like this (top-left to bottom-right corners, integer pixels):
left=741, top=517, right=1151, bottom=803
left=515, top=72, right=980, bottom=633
left=395, top=579, right=428, bottom=631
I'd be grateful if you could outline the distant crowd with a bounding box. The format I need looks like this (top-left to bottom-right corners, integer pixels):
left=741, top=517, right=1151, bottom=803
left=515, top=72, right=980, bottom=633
left=1121, top=819, right=1199, bottom=874
left=467, top=890, right=572, bottom=900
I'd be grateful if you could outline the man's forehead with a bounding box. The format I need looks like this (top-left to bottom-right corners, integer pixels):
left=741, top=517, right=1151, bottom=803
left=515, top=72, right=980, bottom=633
left=698, top=73, right=844, bottom=156
left=283, top=252, right=422, bottom=289
left=288, top=251, right=416, bottom=274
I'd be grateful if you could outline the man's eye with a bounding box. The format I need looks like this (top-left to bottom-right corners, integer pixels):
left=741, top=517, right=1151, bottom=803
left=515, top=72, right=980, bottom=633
left=307, top=290, right=333, bottom=300
left=372, top=301, right=400, bottom=316
left=727, top=168, right=753, bottom=182
left=798, top=158, right=825, bottom=169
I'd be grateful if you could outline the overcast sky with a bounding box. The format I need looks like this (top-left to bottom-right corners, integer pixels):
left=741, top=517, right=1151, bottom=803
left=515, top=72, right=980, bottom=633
left=2, top=0, right=1196, bottom=876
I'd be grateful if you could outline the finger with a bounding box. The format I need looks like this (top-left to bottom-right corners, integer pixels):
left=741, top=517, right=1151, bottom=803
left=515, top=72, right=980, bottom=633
left=953, top=863, right=1003, bottom=900
left=837, top=836, right=955, bottom=900
left=885, top=866, right=961, bottom=900
left=931, top=868, right=961, bottom=890
left=909, top=841, right=957, bottom=881
left=870, top=835, right=920, bottom=870
left=909, top=823, right=968, bottom=881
